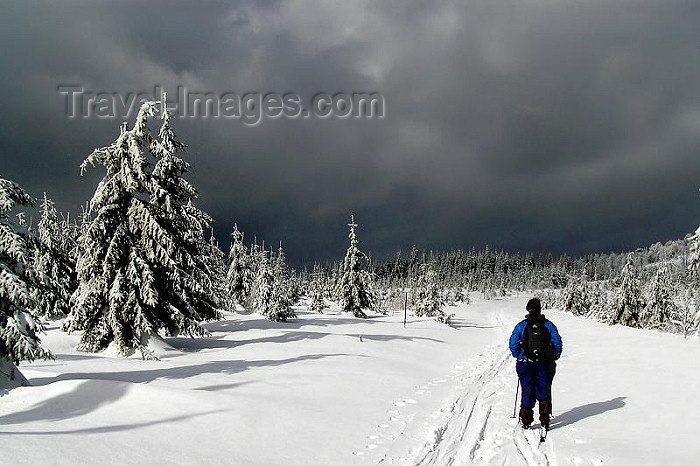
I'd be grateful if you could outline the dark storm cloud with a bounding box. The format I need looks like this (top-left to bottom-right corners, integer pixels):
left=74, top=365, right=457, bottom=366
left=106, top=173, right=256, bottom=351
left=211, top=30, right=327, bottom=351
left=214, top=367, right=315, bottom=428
left=2, top=0, right=700, bottom=267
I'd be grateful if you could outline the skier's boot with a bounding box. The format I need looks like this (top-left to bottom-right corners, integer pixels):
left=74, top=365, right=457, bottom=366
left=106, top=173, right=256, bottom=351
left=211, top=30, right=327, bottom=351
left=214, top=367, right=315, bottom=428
left=539, top=401, right=552, bottom=430
left=519, top=407, right=534, bottom=429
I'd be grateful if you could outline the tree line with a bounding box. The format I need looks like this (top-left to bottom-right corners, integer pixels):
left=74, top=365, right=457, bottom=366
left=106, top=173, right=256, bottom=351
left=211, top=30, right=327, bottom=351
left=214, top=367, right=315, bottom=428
left=2, top=100, right=698, bottom=369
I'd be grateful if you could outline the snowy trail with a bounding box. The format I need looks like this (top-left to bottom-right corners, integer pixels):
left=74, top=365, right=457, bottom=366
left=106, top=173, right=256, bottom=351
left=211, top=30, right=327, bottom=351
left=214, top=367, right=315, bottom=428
left=410, top=344, right=514, bottom=465
left=371, top=311, right=557, bottom=466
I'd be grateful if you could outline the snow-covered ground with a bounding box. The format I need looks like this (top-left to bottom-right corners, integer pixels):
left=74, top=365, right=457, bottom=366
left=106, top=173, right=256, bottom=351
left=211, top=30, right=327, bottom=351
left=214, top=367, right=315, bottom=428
left=2, top=294, right=699, bottom=465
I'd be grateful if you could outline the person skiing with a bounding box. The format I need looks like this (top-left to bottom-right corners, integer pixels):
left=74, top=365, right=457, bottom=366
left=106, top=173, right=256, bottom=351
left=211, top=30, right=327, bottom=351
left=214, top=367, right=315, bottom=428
left=509, top=297, right=563, bottom=430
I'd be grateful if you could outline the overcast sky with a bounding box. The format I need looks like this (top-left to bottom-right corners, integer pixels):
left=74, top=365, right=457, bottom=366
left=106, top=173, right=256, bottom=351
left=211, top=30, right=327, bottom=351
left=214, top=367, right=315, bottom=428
left=2, top=0, right=700, bottom=268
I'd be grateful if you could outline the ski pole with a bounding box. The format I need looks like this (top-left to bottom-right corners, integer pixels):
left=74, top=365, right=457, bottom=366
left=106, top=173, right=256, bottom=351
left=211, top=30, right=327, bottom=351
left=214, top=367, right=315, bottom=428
left=511, top=379, right=520, bottom=418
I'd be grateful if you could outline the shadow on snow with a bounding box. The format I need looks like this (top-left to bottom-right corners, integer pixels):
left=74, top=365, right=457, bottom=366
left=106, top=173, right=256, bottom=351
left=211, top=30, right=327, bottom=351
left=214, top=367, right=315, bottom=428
left=26, top=353, right=359, bottom=388
left=166, top=329, right=444, bottom=352
left=1, top=402, right=220, bottom=435
left=4, top=354, right=358, bottom=425
left=551, top=396, right=627, bottom=430
left=201, top=312, right=386, bottom=334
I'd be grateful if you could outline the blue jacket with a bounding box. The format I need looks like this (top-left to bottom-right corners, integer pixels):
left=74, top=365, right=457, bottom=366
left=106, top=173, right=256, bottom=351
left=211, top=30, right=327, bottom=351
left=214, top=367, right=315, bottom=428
left=509, top=315, right=563, bottom=362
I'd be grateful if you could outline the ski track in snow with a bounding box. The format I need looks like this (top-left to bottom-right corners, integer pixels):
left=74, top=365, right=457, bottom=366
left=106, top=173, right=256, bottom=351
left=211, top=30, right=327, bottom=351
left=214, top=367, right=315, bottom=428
left=357, top=312, right=563, bottom=466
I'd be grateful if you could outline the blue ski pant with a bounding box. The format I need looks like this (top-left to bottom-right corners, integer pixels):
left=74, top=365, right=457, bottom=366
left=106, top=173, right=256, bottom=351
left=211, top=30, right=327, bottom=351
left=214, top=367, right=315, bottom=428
left=516, top=360, right=556, bottom=409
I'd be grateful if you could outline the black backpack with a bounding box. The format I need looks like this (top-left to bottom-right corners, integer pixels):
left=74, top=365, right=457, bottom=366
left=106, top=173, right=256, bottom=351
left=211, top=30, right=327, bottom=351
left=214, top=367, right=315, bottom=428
left=523, top=316, right=554, bottom=361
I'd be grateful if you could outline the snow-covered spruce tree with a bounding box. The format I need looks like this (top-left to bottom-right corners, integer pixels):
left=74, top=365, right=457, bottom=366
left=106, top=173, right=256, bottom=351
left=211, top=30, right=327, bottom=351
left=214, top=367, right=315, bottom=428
left=559, top=272, right=590, bottom=316
left=287, top=271, right=302, bottom=307
left=245, top=240, right=265, bottom=306
left=226, top=224, right=252, bottom=308
left=65, top=101, right=222, bottom=355
left=308, top=264, right=327, bottom=313
left=247, top=241, right=261, bottom=277
left=336, top=216, right=374, bottom=318
left=0, top=177, right=52, bottom=365
left=453, top=286, right=468, bottom=304
left=673, top=290, right=700, bottom=338
left=206, top=231, right=233, bottom=313
left=641, top=265, right=675, bottom=330
left=271, top=246, right=297, bottom=321
left=611, top=254, right=645, bottom=328
left=413, top=266, right=445, bottom=317
left=497, top=274, right=508, bottom=297
left=446, top=288, right=456, bottom=306
left=151, top=100, right=224, bottom=316
left=481, top=275, right=496, bottom=300
left=33, top=193, right=77, bottom=319
left=328, top=262, right=341, bottom=298
left=273, top=243, right=295, bottom=308
left=587, top=282, right=612, bottom=323
left=413, top=265, right=452, bottom=323
left=371, top=286, right=392, bottom=315
left=251, top=249, right=296, bottom=321
left=688, top=222, right=700, bottom=282
left=251, top=250, right=273, bottom=316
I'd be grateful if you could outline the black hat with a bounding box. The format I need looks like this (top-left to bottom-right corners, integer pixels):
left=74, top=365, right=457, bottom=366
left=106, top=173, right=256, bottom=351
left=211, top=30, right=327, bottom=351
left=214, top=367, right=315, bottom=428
left=526, top=298, right=541, bottom=312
